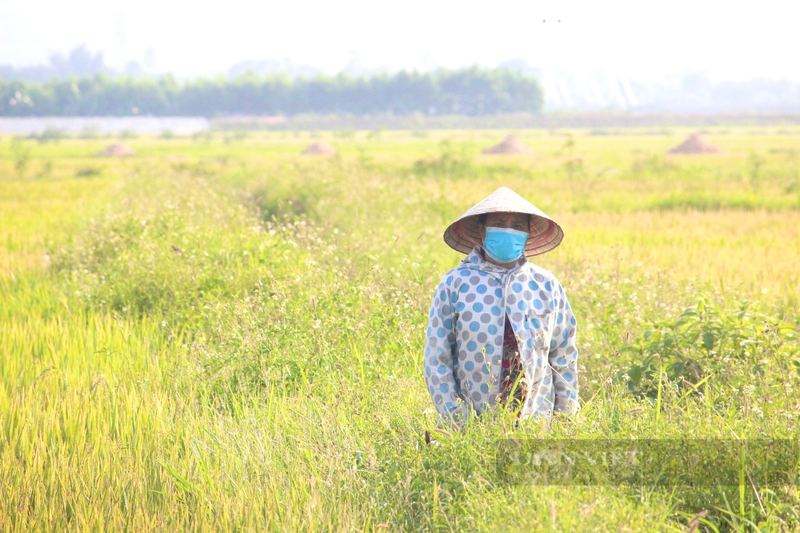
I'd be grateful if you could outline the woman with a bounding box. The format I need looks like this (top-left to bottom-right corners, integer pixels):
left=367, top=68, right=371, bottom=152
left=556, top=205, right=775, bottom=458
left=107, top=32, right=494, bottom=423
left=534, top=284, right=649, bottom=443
left=423, top=187, right=579, bottom=424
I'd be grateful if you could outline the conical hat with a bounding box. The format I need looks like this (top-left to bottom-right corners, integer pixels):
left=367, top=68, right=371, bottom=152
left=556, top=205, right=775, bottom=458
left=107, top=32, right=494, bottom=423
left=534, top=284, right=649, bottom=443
left=443, top=187, right=563, bottom=257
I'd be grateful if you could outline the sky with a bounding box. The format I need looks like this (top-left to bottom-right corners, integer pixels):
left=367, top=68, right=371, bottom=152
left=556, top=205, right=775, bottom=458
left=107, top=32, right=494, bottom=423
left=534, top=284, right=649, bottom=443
left=1, top=0, right=799, bottom=81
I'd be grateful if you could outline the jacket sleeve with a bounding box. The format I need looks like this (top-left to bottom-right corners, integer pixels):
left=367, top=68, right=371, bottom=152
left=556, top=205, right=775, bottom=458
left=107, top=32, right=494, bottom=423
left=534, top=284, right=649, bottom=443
left=548, top=281, right=580, bottom=416
left=423, top=276, right=468, bottom=424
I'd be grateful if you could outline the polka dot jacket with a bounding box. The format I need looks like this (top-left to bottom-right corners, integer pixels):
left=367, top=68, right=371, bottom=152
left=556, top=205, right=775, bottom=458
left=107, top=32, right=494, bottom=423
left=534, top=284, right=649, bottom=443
left=424, top=244, right=579, bottom=423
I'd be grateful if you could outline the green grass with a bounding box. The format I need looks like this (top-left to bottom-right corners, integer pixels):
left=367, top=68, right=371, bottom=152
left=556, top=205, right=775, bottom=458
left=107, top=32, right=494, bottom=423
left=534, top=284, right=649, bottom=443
left=1, top=128, right=800, bottom=531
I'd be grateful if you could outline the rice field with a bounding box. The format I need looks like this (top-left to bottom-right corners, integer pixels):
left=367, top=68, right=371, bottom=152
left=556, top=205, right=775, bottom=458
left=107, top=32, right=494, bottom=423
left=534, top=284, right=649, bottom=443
left=1, top=127, right=799, bottom=531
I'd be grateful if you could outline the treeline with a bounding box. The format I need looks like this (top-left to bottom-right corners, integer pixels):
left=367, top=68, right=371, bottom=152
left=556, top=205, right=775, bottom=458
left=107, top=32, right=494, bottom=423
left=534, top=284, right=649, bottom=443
left=0, top=68, right=543, bottom=117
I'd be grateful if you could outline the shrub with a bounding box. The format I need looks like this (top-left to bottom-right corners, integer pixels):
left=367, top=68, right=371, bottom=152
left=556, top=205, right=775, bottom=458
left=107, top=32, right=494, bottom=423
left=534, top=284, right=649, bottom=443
left=618, top=297, right=798, bottom=397
left=76, top=167, right=102, bottom=178
left=79, top=127, right=102, bottom=139
left=30, top=126, right=68, bottom=143
left=49, top=174, right=293, bottom=321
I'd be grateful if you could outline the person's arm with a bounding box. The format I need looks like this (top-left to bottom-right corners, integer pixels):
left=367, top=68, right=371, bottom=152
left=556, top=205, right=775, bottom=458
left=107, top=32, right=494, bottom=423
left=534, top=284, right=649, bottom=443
left=423, top=277, right=468, bottom=424
left=548, top=280, right=580, bottom=416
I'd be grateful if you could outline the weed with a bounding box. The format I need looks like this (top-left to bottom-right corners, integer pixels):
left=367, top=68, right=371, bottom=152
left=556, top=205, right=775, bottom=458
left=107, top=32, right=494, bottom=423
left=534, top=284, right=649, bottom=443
left=619, top=296, right=798, bottom=397
left=76, top=166, right=102, bottom=178
left=11, top=139, right=31, bottom=178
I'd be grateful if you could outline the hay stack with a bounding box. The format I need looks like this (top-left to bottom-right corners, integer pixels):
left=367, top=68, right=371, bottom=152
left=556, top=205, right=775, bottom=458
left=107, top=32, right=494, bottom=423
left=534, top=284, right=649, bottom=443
left=97, top=143, right=135, bottom=157
left=302, top=141, right=337, bottom=156
left=668, top=134, right=721, bottom=154
left=482, top=136, right=533, bottom=155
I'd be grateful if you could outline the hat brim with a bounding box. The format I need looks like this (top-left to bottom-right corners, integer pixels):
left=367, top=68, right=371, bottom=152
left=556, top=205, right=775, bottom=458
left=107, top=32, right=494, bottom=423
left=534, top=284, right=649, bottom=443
left=444, top=211, right=563, bottom=257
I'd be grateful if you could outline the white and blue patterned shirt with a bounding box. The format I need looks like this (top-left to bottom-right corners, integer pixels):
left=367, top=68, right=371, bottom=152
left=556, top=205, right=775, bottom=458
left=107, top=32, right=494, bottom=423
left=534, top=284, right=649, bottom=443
left=423, top=244, right=579, bottom=423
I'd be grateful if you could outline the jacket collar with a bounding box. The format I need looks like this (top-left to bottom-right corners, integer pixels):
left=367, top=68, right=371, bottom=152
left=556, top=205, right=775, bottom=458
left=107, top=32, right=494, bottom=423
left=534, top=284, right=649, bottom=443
left=461, top=244, right=528, bottom=274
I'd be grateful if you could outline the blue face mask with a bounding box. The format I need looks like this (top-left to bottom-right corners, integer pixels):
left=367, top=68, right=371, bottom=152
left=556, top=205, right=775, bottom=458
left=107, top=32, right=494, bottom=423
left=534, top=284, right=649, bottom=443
left=482, top=226, right=530, bottom=264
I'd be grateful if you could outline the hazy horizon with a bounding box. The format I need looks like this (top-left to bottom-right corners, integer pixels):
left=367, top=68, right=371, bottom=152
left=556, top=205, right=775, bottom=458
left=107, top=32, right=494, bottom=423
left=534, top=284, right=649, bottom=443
left=2, top=0, right=799, bottom=83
